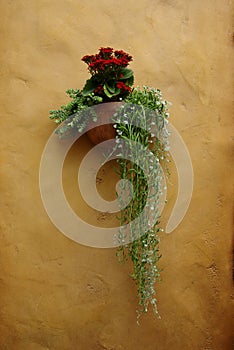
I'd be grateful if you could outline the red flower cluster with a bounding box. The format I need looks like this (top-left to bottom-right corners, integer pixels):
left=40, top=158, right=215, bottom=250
left=81, top=47, right=132, bottom=73
left=99, top=47, right=113, bottom=55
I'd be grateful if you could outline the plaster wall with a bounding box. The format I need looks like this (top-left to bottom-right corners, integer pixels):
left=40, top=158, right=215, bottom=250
left=0, top=1, right=233, bottom=349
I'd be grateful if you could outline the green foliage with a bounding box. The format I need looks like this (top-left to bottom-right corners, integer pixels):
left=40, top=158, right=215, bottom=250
left=125, top=86, right=170, bottom=116
left=111, top=87, right=170, bottom=320
left=49, top=89, right=103, bottom=136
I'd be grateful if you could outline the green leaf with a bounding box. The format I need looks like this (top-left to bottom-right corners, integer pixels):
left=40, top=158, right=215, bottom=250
left=82, top=78, right=97, bottom=96
left=120, top=68, right=134, bottom=79
left=104, top=83, right=120, bottom=98
left=125, top=75, right=134, bottom=86
left=105, top=80, right=116, bottom=93
left=103, top=84, right=114, bottom=98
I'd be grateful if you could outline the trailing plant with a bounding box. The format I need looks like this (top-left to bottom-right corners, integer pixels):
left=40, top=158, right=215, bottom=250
left=49, top=89, right=104, bottom=136
left=110, top=88, right=170, bottom=319
left=49, top=48, right=171, bottom=320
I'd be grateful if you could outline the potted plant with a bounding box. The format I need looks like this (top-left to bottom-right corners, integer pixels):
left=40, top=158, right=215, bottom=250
left=49, top=47, right=134, bottom=143
left=49, top=47, right=170, bottom=320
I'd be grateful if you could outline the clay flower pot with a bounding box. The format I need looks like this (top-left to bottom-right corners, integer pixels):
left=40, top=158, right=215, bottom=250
left=87, top=102, right=124, bottom=145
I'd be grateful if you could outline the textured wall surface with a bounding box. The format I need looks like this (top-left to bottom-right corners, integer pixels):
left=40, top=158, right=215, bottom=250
left=0, top=1, right=233, bottom=349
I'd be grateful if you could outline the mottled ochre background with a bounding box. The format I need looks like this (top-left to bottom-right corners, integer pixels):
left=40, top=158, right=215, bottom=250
left=0, top=1, right=233, bottom=349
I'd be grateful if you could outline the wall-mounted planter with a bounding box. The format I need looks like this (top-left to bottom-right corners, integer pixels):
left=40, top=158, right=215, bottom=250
left=49, top=47, right=171, bottom=320
left=87, top=102, right=123, bottom=145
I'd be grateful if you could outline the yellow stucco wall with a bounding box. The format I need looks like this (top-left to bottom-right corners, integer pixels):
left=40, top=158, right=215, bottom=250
left=0, top=1, right=233, bottom=349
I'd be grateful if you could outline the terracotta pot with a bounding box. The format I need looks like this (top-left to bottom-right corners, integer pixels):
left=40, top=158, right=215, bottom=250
left=87, top=102, right=124, bottom=145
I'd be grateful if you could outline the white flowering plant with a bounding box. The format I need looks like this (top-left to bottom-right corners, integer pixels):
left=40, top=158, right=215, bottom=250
left=110, top=87, right=170, bottom=320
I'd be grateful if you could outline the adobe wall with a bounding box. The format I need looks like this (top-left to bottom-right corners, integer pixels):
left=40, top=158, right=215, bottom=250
left=0, top=1, right=233, bottom=349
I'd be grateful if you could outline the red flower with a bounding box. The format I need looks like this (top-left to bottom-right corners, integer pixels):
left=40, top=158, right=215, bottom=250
left=89, top=59, right=106, bottom=70
left=81, top=54, right=95, bottom=63
left=98, top=47, right=114, bottom=59
left=94, top=53, right=101, bottom=60
left=105, top=58, right=122, bottom=66
left=99, top=47, right=113, bottom=53
left=116, top=81, right=132, bottom=92
left=114, top=50, right=133, bottom=62
left=94, top=85, right=104, bottom=93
